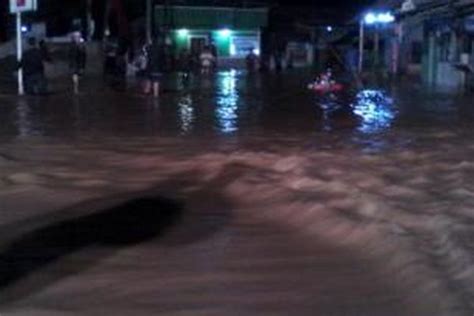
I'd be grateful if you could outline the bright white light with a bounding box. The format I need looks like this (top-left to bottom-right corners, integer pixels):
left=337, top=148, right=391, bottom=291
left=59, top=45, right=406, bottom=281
left=377, top=13, right=395, bottom=23
left=364, top=12, right=395, bottom=25
left=230, top=43, right=237, bottom=56
left=253, top=48, right=260, bottom=56
left=21, top=26, right=28, bottom=33
left=326, top=26, right=333, bottom=32
left=219, top=29, right=232, bottom=38
left=178, top=96, right=194, bottom=134
left=364, top=13, right=377, bottom=25
left=177, top=29, right=189, bottom=37
left=353, top=89, right=396, bottom=134
left=217, top=71, right=239, bottom=134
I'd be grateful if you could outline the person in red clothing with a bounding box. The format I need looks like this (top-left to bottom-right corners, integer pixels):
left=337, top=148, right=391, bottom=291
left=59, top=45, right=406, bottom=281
left=308, top=68, right=343, bottom=93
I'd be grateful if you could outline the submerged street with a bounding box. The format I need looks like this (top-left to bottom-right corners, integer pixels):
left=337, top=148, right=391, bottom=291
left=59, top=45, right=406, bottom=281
left=0, top=71, right=474, bottom=315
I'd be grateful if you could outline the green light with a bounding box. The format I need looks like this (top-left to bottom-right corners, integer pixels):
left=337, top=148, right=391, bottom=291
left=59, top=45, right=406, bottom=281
left=177, top=29, right=189, bottom=37
left=218, top=29, right=232, bottom=38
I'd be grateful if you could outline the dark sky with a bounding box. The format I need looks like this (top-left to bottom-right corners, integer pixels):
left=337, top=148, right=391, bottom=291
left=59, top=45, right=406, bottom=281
left=278, top=0, right=371, bottom=9
left=271, top=0, right=372, bottom=24
left=0, top=0, right=373, bottom=40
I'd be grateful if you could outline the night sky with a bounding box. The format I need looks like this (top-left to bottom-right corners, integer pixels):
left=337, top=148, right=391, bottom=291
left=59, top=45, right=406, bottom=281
left=277, top=0, right=371, bottom=9
left=271, top=0, right=372, bottom=26
left=0, top=0, right=373, bottom=40
left=279, top=0, right=367, bottom=5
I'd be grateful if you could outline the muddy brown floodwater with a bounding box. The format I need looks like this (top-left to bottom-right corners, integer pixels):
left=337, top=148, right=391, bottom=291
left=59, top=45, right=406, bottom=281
left=0, top=71, right=473, bottom=315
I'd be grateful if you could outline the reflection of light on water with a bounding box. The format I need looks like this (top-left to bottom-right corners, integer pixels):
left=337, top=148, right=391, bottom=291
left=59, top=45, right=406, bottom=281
left=16, top=99, right=35, bottom=137
left=319, top=99, right=340, bottom=132
left=178, top=95, right=194, bottom=134
left=216, top=70, right=239, bottom=134
left=353, top=90, right=396, bottom=134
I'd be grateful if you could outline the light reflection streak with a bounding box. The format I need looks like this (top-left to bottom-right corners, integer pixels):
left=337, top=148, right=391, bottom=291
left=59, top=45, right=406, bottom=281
left=16, top=99, right=35, bottom=137
left=353, top=90, right=396, bottom=134
left=178, top=95, right=195, bottom=134
left=216, top=70, right=240, bottom=134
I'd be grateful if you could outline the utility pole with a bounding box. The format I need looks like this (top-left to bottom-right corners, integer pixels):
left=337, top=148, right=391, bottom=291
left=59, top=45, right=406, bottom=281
left=374, top=26, right=380, bottom=68
left=10, top=0, right=38, bottom=96
left=16, top=11, right=24, bottom=96
left=146, top=0, right=152, bottom=43
left=104, top=0, right=111, bottom=38
left=86, top=0, right=93, bottom=40
left=358, top=21, right=364, bottom=73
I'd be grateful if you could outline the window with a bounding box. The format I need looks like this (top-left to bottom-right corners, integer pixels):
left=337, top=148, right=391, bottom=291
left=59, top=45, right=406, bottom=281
left=231, top=36, right=259, bottom=57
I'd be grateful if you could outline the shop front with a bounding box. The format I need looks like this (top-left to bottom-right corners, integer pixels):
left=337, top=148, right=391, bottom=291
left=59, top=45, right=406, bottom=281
left=155, top=6, right=267, bottom=60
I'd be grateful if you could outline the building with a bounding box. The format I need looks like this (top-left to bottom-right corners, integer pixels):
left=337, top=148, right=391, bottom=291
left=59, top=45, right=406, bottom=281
left=363, top=0, right=474, bottom=90
left=154, top=5, right=268, bottom=61
left=416, top=0, right=474, bottom=89
left=355, top=0, right=417, bottom=76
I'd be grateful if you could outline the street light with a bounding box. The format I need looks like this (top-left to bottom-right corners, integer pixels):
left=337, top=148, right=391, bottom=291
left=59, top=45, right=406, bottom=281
left=363, top=12, right=395, bottom=25
left=177, top=28, right=189, bottom=38
left=359, top=11, right=395, bottom=73
left=218, top=29, right=232, bottom=38
left=364, top=13, right=378, bottom=25
left=376, top=12, right=395, bottom=23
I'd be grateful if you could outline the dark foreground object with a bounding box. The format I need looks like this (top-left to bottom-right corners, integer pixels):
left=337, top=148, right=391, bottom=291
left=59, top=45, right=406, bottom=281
left=0, top=197, right=183, bottom=304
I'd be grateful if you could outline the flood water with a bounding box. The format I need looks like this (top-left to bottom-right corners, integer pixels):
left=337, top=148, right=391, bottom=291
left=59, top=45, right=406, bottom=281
left=0, top=71, right=473, bottom=315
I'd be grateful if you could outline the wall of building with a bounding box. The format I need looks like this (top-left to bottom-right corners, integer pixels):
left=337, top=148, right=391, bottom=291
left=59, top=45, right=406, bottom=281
left=436, top=62, right=464, bottom=89
left=365, top=0, right=474, bottom=90
left=286, top=42, right=314, bottom=68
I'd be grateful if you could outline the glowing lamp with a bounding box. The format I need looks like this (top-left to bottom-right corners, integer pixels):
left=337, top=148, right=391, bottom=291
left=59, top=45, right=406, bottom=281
left=364, top=12, right=395, bottom=25
left=218, top=29, right=232, bottom=38
left=177, top=29, right=189, bottom=37
left=364, top=13, right=377, bottom=25
left=377, top=12, right=395, bottom=23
